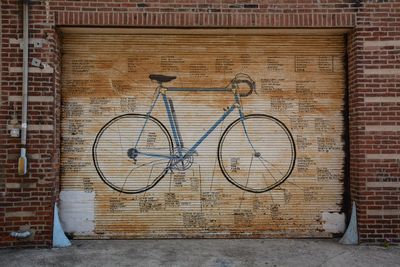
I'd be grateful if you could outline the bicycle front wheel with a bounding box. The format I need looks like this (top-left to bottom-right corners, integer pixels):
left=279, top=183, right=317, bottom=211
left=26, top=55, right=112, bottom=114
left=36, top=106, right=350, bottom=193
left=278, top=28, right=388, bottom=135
left=218, top=114, right=296, bottom=193
left=92, top=114, right=173, bottom=194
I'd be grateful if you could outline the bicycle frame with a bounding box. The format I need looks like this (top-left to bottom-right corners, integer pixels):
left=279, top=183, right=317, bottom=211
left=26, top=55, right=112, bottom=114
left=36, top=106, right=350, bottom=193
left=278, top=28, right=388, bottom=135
left=134, top=85, right=247, bottom=163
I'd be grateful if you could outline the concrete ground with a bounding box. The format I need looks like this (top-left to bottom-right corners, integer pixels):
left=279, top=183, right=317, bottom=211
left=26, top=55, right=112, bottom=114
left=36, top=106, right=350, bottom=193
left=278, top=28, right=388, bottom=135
left=0, top=239, right=399, bottom=267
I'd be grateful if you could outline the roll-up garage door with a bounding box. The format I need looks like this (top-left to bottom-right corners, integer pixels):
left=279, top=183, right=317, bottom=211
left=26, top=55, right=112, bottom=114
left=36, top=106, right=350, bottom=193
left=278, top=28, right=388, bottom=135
left=60, top=30, right=346, bottom=238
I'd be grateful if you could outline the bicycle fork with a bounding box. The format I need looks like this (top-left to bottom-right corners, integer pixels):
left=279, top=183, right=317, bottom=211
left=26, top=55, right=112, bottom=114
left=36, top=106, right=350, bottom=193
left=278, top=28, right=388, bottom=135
left=235, top=94, right=258, bottom=155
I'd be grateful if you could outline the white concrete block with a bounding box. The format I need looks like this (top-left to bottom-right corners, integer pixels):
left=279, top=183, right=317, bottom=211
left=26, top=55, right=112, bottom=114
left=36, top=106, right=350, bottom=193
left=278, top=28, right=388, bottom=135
left=321, top=211, right=346, bottom=234
left=59, top=190, right=95, bottom=235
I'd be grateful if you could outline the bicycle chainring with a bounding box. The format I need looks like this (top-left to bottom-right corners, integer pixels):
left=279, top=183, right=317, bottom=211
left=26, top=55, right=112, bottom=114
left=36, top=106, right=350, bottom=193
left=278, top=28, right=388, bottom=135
left=171, top=148, right=195, bottom=171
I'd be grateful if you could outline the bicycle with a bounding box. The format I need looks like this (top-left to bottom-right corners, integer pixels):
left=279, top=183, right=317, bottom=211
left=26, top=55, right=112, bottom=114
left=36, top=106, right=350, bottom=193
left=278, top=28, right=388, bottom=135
left=92, top=73, right=296, bottom=194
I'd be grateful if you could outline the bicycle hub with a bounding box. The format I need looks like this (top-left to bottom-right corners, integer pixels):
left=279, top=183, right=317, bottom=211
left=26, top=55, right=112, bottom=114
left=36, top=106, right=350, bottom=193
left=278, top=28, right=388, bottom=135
left=127, top=148, right=139, bottom=160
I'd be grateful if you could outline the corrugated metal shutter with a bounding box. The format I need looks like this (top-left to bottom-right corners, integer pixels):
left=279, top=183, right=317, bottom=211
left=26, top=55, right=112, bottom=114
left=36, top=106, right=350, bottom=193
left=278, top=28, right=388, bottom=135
left=60, top=31, right=346, bottom=238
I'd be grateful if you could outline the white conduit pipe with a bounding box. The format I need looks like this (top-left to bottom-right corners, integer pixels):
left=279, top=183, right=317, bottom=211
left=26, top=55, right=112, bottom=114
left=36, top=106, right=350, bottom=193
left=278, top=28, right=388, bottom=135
left=10, top=0, right=33, bottom=241
left=10, top=231, right=32, bottom=239
left=18, top=0, right=29, bottom=175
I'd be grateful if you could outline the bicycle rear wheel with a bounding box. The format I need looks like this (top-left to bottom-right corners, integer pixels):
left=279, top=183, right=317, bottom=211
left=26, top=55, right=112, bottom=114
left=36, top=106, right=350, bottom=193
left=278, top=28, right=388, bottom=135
left=92, top=114, right=173, bottom=194
left=217, top=114, right=296, bottom=193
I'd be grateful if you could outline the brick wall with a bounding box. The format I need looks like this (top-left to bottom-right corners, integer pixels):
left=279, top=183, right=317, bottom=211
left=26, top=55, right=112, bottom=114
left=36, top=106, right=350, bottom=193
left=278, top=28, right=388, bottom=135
left=0, top=0, right=398, bottom=247
left=1, top=0, right=61, bottom=247
left=348, top=1, right=400, bottom=244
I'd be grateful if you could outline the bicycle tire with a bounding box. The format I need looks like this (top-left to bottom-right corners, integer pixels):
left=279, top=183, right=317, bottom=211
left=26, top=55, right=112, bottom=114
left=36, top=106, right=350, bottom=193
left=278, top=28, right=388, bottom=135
left=92, top=113, right=173, bottom=194
left=217, top=114, right=296, bottom=193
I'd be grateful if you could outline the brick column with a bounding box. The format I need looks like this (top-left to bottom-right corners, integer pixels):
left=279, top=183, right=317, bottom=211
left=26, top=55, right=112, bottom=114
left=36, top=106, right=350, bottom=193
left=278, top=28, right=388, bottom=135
left=348, top=2, right=400, bottom=244
left=0, top=0, right=60, bottom=247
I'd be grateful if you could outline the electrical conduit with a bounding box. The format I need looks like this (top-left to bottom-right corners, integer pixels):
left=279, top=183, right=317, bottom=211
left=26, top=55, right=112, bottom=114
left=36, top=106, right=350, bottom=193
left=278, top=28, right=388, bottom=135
left=18, top=0, right=29, bottom=175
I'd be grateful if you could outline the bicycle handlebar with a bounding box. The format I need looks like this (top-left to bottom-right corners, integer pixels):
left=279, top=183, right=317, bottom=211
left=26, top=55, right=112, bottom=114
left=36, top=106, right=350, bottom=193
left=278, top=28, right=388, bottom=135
left=231, top=73, right=256, bottom=97
left=164, top=73, right=256, bottom=97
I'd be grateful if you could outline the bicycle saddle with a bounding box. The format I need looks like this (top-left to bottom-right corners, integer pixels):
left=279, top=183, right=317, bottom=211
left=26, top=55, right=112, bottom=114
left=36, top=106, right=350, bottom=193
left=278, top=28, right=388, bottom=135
left=149, top=74, right=176, bottom=83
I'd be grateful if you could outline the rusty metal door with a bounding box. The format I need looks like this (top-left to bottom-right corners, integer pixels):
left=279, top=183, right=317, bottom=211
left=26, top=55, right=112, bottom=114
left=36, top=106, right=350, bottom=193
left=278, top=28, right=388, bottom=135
left=60, top=30, right=346, bottom=238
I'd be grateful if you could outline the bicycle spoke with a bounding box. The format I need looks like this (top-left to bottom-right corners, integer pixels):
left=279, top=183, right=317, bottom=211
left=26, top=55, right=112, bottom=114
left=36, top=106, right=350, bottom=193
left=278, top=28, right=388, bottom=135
left=143, top=165, right=155, bottom=197
left=257, top=157, right=279, bottom=185
left=117, top=159, right=168, bottom=193
left=116, top=123, right=126, bottom=159
left=258, top=156, right=285, bottom=177
left=240, top=117, right=257, bottom=154
left=111, top=107, right=126, bottom=159
left=118, top=166, right=138, bottom=194
left=246, top=155, right=253, bottom=187
left=239, top=155, right=253, bottom=208
left=147, top=165, right=155, bottom=187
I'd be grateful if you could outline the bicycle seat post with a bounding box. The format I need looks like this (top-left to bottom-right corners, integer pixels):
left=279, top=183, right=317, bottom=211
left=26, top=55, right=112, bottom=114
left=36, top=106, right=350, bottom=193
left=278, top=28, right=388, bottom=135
left=158, top=84, right=167, bottom=95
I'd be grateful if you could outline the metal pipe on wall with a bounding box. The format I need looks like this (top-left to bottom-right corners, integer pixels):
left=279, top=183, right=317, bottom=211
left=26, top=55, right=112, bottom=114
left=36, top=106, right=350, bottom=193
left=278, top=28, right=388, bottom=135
left=18, top=0, right=30, bottom=175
